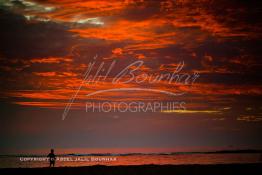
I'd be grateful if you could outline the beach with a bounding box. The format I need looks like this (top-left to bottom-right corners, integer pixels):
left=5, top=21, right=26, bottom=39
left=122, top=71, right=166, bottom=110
left=1, top=164, right=261, bottom=175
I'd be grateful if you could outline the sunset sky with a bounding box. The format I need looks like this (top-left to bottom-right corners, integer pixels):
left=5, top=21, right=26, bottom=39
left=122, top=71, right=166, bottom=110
left=0, top=0, right=262, bottom=154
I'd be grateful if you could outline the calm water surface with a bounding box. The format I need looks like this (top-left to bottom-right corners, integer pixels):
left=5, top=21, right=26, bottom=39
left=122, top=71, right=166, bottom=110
left=0, top=153, right=261, bottom=168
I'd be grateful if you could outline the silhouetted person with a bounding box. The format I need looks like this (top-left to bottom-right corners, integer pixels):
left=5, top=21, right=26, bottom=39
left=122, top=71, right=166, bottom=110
left=47, top=149, right=56, bottom=167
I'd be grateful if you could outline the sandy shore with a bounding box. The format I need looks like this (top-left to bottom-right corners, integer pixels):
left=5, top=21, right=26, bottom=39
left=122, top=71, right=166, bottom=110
left=1, top=163, right=261, bottom=175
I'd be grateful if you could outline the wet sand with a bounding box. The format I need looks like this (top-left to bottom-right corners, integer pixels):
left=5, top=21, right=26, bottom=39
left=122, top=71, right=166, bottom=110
left=1, top=163, right=261, bottom=175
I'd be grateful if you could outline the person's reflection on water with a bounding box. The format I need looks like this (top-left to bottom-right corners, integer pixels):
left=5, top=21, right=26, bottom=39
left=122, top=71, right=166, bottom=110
left=47, top=149, right=56, bottom=167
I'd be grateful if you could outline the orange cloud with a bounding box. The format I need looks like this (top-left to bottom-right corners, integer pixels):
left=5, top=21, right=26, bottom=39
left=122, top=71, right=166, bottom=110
left=112, top=48, right=123, bottom=55
left=20, top=0, right=130, bottom=22
left=161, top=109, right=221, bottom=114
left=33, top=72, right=56, bottom=77
left=13, top=101, right=82, bottom=109
left=30, top=57, right=72, bottom=64
left=69, top=18, right=176, bottom=51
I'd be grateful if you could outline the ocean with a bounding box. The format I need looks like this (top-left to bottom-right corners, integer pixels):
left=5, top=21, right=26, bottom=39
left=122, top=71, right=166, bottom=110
left=0, top=153, right=261, bottom=168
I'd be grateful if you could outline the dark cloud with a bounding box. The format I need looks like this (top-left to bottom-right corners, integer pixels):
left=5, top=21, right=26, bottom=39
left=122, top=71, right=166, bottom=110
left=0, top=8, right=75, bottom=59
left=120, top=0, right=162, bottom=21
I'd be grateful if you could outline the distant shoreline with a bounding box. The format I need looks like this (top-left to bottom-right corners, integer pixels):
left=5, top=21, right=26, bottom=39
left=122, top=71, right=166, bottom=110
left=1, top=149, right=262, bottom=157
